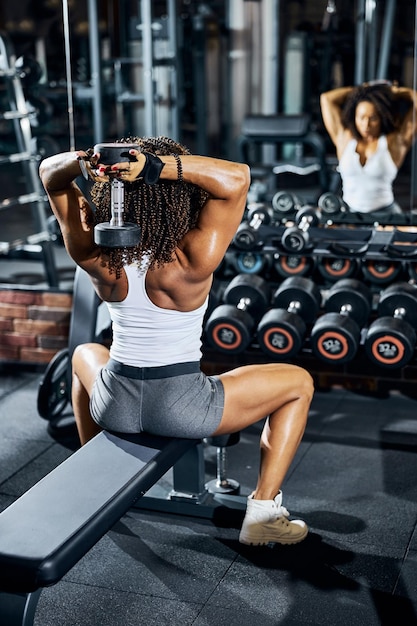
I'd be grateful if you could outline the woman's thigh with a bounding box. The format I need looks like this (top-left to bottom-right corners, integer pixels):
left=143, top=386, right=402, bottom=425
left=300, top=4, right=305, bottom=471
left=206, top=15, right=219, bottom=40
left=214, top=362, right=314, bottom=434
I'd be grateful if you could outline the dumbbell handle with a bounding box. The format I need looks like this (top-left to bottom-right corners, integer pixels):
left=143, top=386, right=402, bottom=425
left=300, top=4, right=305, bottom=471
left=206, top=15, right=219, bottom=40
left=249, top=212, right=267, bottom=230
left=286, top=300, right=302, bottom=315
left=298, top=215, right=315, bottom=231
left=110, top=179, right=125, bottom=227
left=393, top=306, right=406, bottom=319
left=236, top=297, right=252, bottom=311
left=340, top=303, right=353, bottom=316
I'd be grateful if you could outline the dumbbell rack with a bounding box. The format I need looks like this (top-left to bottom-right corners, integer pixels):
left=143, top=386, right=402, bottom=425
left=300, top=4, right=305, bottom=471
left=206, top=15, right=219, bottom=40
left=0, top=32, right=58, bottom=287
left=206, top=221, right=417, bottom=398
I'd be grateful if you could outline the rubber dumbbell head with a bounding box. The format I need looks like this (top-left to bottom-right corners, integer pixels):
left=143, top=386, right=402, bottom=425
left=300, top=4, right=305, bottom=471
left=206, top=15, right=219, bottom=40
left=233, top=204, right=273, bottom=250
left=271, top=190, right=301, bottom=218
left=365, top=282, right=417, bottom=369
left=205, top=274, right=270, bottom=354
left=310, top=278, right=371, bottom=364
left=361, top=259, right=402, bottom=285
left=317, top=256, right=359, bottom=283
left=274, top=254, right=315, bottom=278
left=281, top=205, right=320, bottom=253
left=318, top=192, right=347, bottom=216
left=257, top=276, right=321, bottom=358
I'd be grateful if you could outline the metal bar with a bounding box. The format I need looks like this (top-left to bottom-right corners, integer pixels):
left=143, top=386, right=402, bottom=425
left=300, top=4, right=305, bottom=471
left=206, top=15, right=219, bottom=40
left=376, top=0, right=397, bottom=79
left=88, top=0, right=104, bottom=143
left=141, top=0, right=155, bottom=136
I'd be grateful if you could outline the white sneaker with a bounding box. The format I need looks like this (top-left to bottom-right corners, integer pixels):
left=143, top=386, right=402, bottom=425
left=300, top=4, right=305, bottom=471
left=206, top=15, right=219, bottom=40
left=239, top=492, right=308, bottom=546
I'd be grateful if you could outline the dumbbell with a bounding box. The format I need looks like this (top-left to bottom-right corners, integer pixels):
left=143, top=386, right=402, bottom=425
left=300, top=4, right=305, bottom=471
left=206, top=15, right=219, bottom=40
left=205, top=273, right=270, bottom=354
left=232, top=250, right=271, bottom=275
left=310, top=278, right=372, bottom=364
left=281, top=205, right=320, bottom=252
left=257, top=276, right=321, bottom=358
left=317, top=256, right=360, bottom=283
left=93, top=143, right=141, bottom=248
left=361, top=259, right=403, bottom=285
left=364, top=282, right=417, bottom=369
left=233, top=204, right=273, bottom=250
left=318, top=192, right=348, bottom=217
left=273, top=253, right=315, bottom=279
left=271, top=190, right=301, bottom=219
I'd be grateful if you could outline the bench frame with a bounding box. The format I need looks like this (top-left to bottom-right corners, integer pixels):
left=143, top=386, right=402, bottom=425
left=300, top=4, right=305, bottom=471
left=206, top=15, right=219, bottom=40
left=0, top=431, right=201, bottom=625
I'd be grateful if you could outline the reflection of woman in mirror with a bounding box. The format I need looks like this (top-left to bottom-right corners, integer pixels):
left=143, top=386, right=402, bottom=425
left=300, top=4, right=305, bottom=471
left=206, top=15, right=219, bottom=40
left=320, top=82, right=417, bottom=219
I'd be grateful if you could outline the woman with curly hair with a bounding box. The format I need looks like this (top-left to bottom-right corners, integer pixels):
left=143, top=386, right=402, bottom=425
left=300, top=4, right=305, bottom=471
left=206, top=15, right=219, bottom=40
left=320, top=82, right=417, bottom=218
left=39, top=137, right=314, bottom=547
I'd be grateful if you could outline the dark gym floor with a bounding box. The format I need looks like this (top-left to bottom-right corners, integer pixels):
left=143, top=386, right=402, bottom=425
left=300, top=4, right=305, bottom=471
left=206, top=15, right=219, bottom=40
left=1, top=368, right=417, bottom=625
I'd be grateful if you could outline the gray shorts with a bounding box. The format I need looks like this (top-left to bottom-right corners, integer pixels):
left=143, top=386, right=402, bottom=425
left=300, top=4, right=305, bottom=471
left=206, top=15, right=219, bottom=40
left=90, top=359, right=224, bottom=439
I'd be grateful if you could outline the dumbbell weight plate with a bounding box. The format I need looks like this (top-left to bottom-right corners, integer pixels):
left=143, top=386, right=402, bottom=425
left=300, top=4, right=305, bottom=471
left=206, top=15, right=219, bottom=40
left=271, top=190, right=299, bottom=217
left=365, top=317, right=416, bottom=369
left=324, top=278, right=372, bottom=328
left=272, top=276, right=321, bottom=324
left=205, top=304, right=255, bottom=353
left=361, top=260, right=402, bottom=285
left=318, top=192, right=345, bottom=216
left=37, top=348, right=70, bottom=420
left=274, top=254, right=314, bottom=278
left=257, top=309, right=307, bottom=358
left=94, top=223, right=141, bottom=248
left=317, top=257, right=359, bottom=282
left=377, top=282, right=417, bottom=327
left=93, top=142, right=140, bottom=163
left=223, top=273, right=270, bottom=318
left=234, top=251, right=265, bottom=275
left=310, top=312, right=361, bottom=364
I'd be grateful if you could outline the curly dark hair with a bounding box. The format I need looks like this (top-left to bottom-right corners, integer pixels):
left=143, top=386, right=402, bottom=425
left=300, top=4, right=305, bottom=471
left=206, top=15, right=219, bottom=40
left=90, top=136, right=209, bottom=277
left=341, top=84, right=399, bottom=139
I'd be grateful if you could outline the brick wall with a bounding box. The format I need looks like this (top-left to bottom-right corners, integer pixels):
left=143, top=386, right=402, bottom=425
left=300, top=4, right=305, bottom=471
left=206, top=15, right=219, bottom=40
left=0, top=287, right=72, bottom=365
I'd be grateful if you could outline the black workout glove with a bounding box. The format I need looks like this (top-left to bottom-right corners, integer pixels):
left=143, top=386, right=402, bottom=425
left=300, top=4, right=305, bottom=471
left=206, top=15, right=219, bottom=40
left=137, top=152, right=165, bottom=185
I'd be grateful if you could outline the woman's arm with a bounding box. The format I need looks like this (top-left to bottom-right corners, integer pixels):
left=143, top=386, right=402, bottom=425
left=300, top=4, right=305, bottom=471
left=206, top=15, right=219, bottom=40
left=320, top=86, right=355, bottom=153
left=110, top=152, right=251, bottom=278
left=391, top=85, right=417, bottom=149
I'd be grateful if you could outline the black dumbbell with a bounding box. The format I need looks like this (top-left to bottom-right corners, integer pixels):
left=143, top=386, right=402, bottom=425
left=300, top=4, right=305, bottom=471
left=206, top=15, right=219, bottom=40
left=361, top=259, right=403, bottom=285
left=93, top=143, right=141, bottom=248
left=318, top=192, right=347, bottom=217
left=364, top=282, right=417, bottom=369
left=317, top=256, right=359, bottom=283
left=273, top=253, right=315, bottom=279
left=205, top=274, right=270, bottom=354
left=233, top=204, right=273, bottom=250
left=257, top=276, right=321, bottom=358
left=233, top=250, right=270, bottom=276
left=281, top=205, right=320, bottom=252
left=271, top=190, right=301, bottom=218
left=310, top=278, right=372, bottom=364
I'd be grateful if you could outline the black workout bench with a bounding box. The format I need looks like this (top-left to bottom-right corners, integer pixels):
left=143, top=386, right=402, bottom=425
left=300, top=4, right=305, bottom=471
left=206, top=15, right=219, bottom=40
left=0, top=430, right=199, bottom=626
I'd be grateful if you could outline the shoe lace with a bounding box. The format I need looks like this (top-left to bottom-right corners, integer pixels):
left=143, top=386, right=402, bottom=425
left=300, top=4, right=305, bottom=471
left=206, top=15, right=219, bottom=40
left=275, top=505, right=290, bottom=519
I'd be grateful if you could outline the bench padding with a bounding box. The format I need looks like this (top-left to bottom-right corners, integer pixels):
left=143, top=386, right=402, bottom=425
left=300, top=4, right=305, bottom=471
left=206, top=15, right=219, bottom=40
left=0, top=431, right=198, bottom=593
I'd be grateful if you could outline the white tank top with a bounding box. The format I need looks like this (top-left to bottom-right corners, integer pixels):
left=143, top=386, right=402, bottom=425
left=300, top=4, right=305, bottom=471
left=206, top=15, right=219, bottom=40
left=338, top=136, right=398, bottom=213
left=106, top=263, right=208, bottom=367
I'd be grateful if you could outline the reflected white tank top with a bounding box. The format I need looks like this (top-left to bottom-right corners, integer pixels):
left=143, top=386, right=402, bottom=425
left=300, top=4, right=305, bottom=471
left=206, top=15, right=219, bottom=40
left=338, top=136, right=398, bottom=212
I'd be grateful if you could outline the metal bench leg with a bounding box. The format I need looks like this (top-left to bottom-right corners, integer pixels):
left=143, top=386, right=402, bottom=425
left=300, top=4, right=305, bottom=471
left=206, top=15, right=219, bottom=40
left=0, top=590, right=41, bottom=626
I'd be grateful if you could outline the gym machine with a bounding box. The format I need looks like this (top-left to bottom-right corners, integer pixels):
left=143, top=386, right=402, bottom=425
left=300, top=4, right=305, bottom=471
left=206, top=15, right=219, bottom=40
left=0, top=32, right=59, bottom=287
